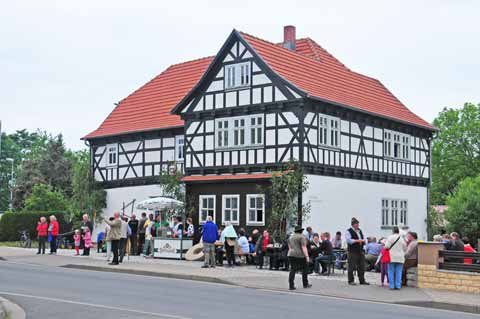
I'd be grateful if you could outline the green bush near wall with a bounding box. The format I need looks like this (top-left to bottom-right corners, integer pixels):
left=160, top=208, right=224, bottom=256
left=0, top=211, right=70, bottom=241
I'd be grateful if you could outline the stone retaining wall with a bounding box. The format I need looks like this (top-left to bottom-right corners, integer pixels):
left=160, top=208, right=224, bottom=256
left=417, top=264, right=480, bottom=294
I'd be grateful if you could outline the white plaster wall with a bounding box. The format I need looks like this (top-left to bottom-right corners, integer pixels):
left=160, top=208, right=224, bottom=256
left=303, top=175, right=428, bottom=240
left=93, top=184, right=163, bottom=240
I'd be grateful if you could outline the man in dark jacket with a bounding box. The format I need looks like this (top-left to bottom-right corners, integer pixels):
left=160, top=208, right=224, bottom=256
left=445, top=232, right=465, bottom=263
left=314, top=232, right=333, bottom=275
left=128, top=214, right=139, bottom=255
left=346, top=217, right=369, bottom=285
left=202, top=216, right=218, bottom=268
left=137, top=212, right=147, bottom=256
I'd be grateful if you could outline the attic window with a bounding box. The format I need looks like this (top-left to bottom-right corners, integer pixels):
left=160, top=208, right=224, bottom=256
left=225, top=62, right=250, bottom=90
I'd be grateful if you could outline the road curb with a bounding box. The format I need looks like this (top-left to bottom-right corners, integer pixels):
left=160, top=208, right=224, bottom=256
left=397, top=301, right=480, bottom=315
left=61, top=264, right=233, bottom=286
left=0, top=296, right=26, bottom=319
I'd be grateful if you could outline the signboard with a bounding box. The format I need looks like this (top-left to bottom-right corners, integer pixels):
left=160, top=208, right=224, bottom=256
left=153, top=238, right=193, bottom=259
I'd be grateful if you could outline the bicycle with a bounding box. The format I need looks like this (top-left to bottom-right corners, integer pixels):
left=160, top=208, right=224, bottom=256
left=19, top=230, right=32, bottom=248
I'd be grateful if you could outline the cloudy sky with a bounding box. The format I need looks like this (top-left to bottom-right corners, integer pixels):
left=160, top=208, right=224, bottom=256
left=1, top=0, right=478, bottom=150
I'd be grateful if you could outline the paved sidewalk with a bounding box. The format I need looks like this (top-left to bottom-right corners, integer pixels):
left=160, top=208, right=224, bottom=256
left=1, top=247, right=480, bottom=313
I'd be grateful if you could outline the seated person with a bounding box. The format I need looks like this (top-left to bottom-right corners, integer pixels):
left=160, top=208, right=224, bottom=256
left=314, top=232, right=333, bottom=275
left=237, top=230, right=250, bottom=264
left=309, top=233, right=321, bottom=259
left=365, top=237, right=382, bottom=271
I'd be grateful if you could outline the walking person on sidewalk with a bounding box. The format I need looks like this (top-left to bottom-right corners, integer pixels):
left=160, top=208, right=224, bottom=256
left=345, top=217, right=369, bottom=285
left=385, top=226, right=407, bottom=290
left=104, top=212, right=122, bottom=265
left=202, top=216, right=218, bottom=268
left=288, top=226, right=312, bottom=290
left=48, top=215, right=59, bottom=255
left=36, top=216, right=48, bottom=255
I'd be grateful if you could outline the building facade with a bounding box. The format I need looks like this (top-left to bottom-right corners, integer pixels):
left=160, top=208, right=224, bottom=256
left=84, top=26, right=434, bottom=239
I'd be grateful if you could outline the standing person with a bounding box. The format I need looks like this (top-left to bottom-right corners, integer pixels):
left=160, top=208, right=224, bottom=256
left=73, top=230, right=81, bottom=256
left=48, top=215, right=59, bottom=255
left=80, top=214, right=93, bottom=256
left=288, top=226, right=311, bottom=290
left=172, top=216, right=183, bottom=239
left=143, top=214, right=154, bottom=257
left=138, top=212, right=147, bottom=256
left=303, top=227, right=314, bottom=242
left=104, top=212, right=122, bottom=265
left=128, top=214, right=139, bottom=255
left=36, top=216, right=48, bottom=255
left=385, top=226, right=407, bottom=290
left=255, top=230, right=272, bottom=269
left=375, top=239, right=390, bottom=287
left=403, top=232, right=418, bottom=286
left=345, top=217, right=369, bottom=285
left=201, top=216, right=218, bottom=268
left=83, top=228, right=92, bottom=256
left=119, top=216, right=128, bottom=263
left=105, top=218, right=113, bottom=262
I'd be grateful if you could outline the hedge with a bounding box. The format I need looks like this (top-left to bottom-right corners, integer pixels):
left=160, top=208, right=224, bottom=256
left=0, top=211, right=70, bottom=241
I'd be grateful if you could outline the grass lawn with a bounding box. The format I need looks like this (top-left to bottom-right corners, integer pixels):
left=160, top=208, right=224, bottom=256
left=0, top=241, right=39, bottom=248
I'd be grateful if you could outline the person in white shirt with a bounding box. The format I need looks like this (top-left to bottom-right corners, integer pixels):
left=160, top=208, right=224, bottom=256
left=385, top=226, right=407, bottom=290
left=185, top=217, right=195, bottom=238
left=119, top=216, right=129, bottom=263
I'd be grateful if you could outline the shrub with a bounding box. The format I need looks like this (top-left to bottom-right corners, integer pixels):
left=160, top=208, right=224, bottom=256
left=0, top=211, right=70, bottom=241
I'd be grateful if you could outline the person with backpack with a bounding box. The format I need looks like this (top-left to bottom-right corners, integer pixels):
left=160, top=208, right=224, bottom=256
left=385, top=226, right=407, bottom=290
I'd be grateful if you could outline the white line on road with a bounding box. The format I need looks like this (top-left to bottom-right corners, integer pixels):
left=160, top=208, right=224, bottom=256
left=0, top=291, right=192, bottom=319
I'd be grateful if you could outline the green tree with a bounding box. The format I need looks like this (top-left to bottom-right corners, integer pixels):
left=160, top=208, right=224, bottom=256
left=431, top=102, right=480, bottom=204
left=13, top=134, right=73, bottom=209
left=70, top=150, right=106, bottom=222
left=24, top=184, right=68, bottom=212
left=445, top=175, right=480, bottom=242
left=264, top=160, right=310, bottom=239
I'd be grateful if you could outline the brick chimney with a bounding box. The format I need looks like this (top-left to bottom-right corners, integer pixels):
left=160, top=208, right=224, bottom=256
left=283, top=25, right=296, bottom=51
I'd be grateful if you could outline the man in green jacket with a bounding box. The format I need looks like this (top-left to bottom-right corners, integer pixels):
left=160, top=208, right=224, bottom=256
left=105, top=212, right=122, bottom=265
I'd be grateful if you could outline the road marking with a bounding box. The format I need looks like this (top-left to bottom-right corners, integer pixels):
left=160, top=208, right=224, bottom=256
left=0, top=291, right=192, bottom=319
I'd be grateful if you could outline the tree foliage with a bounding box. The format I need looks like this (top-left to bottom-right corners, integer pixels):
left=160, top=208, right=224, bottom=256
left=70, top=150, right=106, bottom=222
left=431, top=102, right=480, bottom=204
left=445, top=175, right=480, bottom=242
left=265, top=160, right=310, bottom=238
left=24, top=184, right=68, bottom=212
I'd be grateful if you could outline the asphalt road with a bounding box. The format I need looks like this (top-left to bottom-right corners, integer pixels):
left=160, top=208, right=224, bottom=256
left=0, top=260, right=478, bottom=319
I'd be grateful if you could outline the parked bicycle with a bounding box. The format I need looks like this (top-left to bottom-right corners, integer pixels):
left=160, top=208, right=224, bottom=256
left=19, top=230, right=32, bottom=248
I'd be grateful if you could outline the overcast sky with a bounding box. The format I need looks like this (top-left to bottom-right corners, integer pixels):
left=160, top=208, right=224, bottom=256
left=1, top=0, right=478, bottom=150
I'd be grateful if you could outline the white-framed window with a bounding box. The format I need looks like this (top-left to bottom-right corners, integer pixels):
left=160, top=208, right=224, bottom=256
left=217, top=120, right=229, bottom=148
left=233, top=118, right=245, bottom=147
left=106, top=143, right=118, bottom=167
left=222, top=195, right=240, bottom=225
left=175, top=135, right=184, bottom=162
left=225, top=62, right=251, bottom=90
left=381, top=198, right=408, bottom=227
left=318, top=115, right=340, bottom=148
left=215, top=115, right=264, bottom=150
left=250, top=116, right=263, bottom=145
left=199, top=195, right=216, bottom=224
left=384, top=130, right=410, bottom=161
left=247, top=194, right=265, bottom=226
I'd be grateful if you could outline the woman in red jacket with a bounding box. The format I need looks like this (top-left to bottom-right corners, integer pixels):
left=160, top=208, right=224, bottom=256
left=48, top=215, right=59, bottom=255
left=36, top=216, right=48, bottom=254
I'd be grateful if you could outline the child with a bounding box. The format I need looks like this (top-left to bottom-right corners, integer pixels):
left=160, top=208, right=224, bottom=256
left=375, top=238, right=390, bottom=287
left=73, top=230, right=81, bottom=256
left=83, top=228, right=92, bottom=256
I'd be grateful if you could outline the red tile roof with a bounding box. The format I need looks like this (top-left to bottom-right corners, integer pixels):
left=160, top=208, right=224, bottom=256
left=244, top=33, right=434, bottom=129
left=84, top=30, right=433, bottom=139
left=182, top=173, right=273, bottom=182
left=83, top=57, right=213, bottom=139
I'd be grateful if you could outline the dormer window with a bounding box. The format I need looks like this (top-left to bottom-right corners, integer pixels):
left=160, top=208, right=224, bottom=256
left=225, top=62, right=250, bottom=90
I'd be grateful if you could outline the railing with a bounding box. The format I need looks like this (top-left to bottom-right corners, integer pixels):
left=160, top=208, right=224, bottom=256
left=438, top=250, right=480, bottom=273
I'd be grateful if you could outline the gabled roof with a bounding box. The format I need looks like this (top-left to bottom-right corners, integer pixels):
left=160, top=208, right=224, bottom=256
left=84, top=29, right=433, bottom=140
left=83, top=57, right=213, bottom=140
left=242, top=32, right=434, bottom=130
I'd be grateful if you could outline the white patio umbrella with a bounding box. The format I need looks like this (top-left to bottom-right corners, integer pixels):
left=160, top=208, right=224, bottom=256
left=136, top=197, right=184, bottom=211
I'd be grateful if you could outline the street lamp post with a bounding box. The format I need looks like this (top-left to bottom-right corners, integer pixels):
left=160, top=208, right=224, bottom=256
left=6, top=158, right=14, bottom=211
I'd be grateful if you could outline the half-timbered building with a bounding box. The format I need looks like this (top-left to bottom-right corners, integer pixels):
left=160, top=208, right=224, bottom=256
left=84, top=26, right=435, bottom=239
